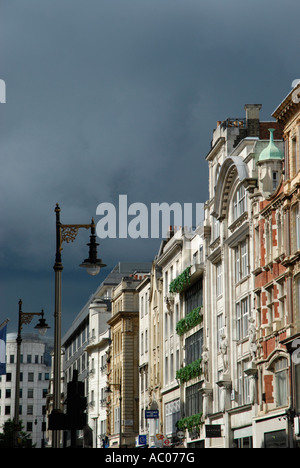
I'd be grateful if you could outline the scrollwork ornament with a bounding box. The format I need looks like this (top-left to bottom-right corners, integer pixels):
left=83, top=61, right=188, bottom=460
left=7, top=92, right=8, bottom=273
left=61, top=226, right=80, bottom=244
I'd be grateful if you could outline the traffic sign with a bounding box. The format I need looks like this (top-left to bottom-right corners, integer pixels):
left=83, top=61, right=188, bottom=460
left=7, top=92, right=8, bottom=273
left=138, top=435, right=147, bottom=446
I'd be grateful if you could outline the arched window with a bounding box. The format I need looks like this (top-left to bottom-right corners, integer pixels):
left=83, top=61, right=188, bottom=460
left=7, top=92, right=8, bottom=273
left=233, top=184, right=246, bottom=221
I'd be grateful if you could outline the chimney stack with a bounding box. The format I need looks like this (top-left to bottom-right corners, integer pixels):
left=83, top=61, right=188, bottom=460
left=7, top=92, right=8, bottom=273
left=244, top=104, right=262, bottom=137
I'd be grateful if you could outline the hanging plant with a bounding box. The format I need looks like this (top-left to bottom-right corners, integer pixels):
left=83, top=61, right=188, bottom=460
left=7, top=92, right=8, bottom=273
left=176, top=358, right=202, bottom=384
left=169, top=266, right=191, bottom=294
left=176, top=306, right=203, bottom=336
left=177, top=413, right=203, bottom=433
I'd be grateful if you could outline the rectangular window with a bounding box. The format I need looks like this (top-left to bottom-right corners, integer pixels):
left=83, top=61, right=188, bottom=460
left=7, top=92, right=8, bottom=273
left=235, top=239, right=249, bottom=282
left=145, top=292, right=148, bottom=315
left=185, top=382, right=202, bottom=417
left=185, top=329, right=203, bottom=365
left=165, top=272, right=168, bottom=294
left=216, top=262, right=222, bottom=297
left=236, top=297, right=249, bottom=341
left=292, top=137, right=298, bottom=175
left=185, top=279, right=203, bottom=315
left=27, top=422, right=33, bottom=432
left=214, top=217, right=220, bottom=240
left=237, top=361, right=251, bottom=406
left=241, top=240, right=248, bottom=278
left=217, top=313, right=224, bottom=351
left=275, top=358, right=288, bottom=407
left=114, top=406, right=120, bottom=435
left=165, top=399, right=180, bottom=436
left=170, top=353, right=174, bottom=381
left=272, top=171, right=279, bottom=191
left=165, top=356, right=168, bottom=384
left=233, top=185, right=246, bottom=220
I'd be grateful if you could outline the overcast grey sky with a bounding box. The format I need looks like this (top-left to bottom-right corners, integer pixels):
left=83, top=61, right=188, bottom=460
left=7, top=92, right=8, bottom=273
left=1, top=0, right=299, bottom=335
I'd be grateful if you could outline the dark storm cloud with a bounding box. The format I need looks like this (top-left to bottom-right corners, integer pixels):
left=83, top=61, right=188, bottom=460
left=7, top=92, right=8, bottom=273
left=1, top=0, right=300, bottom=333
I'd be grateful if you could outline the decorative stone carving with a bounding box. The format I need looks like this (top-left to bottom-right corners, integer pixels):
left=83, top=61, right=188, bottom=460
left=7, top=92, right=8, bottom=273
left=248, top=316, right=258, bottom=362
left=220, top=333, right=229, bottom=374
left=202, top=346, right=209, bottom=382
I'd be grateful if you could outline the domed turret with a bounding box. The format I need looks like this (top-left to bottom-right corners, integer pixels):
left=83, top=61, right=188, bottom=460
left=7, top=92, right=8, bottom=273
left=257, top=129, right=284, bottom=195
left=258, top=128, right=284, bottom=162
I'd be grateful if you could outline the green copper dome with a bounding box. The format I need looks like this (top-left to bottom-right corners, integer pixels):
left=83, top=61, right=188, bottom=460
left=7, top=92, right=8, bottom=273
left=258, top=128, right=284, bottom=162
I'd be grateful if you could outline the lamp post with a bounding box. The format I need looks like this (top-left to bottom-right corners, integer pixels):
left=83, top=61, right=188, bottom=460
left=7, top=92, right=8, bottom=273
left=105, top=380, right=122, bottom=448
left=52, top=204, right=106, bottom=448
left=14, top=299, right=50, bottom=447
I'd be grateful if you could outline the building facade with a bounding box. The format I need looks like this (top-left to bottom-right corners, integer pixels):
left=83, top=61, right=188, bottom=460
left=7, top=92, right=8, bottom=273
left=107, top=269, right=150, bottom=448
left=0, top=333, right=52, bottom=448
left=137, top=275, right=151, bottom=446
left=62, top=262, right=151, bottom=447
left=203, top=103, right=292, bottom=448
left=47, top=85, right=300, bottom=449
left=272, top=82, right=300, bottom=445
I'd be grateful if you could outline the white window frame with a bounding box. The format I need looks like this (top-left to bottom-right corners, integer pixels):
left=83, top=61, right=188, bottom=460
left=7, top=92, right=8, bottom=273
left=274, top=358, right=289, bottom=408
left=216, top=262, right=222, bottom=297
left=236, top=296, right=249, bottom=341
left=235, top=239, right=249, bottom=283
left=165, top=399, right=180, bottom=436
left=233, top=185, right=246, bottom=221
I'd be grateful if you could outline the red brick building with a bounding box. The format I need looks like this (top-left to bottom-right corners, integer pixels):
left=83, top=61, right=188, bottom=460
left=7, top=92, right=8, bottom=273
left=252, top=83, right=300, bottom=447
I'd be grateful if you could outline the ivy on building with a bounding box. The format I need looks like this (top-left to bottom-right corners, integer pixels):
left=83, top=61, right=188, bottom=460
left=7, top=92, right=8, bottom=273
left=176, top=306, right=203, bottom=336
left=176, top=358, right=202, bottom=384
left=169, top=266, right=191, bottom=294
left=177, top=413, right=203, bottom=433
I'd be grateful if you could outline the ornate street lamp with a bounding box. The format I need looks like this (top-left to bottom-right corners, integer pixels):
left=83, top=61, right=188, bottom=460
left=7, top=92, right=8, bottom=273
left=52, top=204, right=106, bottom=448
left=14, top=299, right=50, bottom=447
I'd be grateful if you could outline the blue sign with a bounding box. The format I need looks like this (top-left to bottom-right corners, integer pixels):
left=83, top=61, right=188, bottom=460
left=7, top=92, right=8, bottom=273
left=138, top=435, right=147, bottom=446
left=145, top=410, right=159, bottom=419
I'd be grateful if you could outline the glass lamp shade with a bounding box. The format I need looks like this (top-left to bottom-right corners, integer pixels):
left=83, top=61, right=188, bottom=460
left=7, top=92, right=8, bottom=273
left=85, top=264, right=101, bottom=276
left=79, top=259, right=106, bottom=276
left=34, top=314, right=50, bottom=336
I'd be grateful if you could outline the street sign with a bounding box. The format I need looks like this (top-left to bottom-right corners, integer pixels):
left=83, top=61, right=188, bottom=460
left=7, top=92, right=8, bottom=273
left=163, top=438, right=171, bottom=446
left=145, top=409, right=159, bottom=419
left=138, top=435, right=147, bottom=446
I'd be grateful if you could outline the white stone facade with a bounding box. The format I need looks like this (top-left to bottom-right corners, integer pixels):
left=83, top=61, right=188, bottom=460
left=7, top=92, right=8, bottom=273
left=0, top=333, right=52, bottom=448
